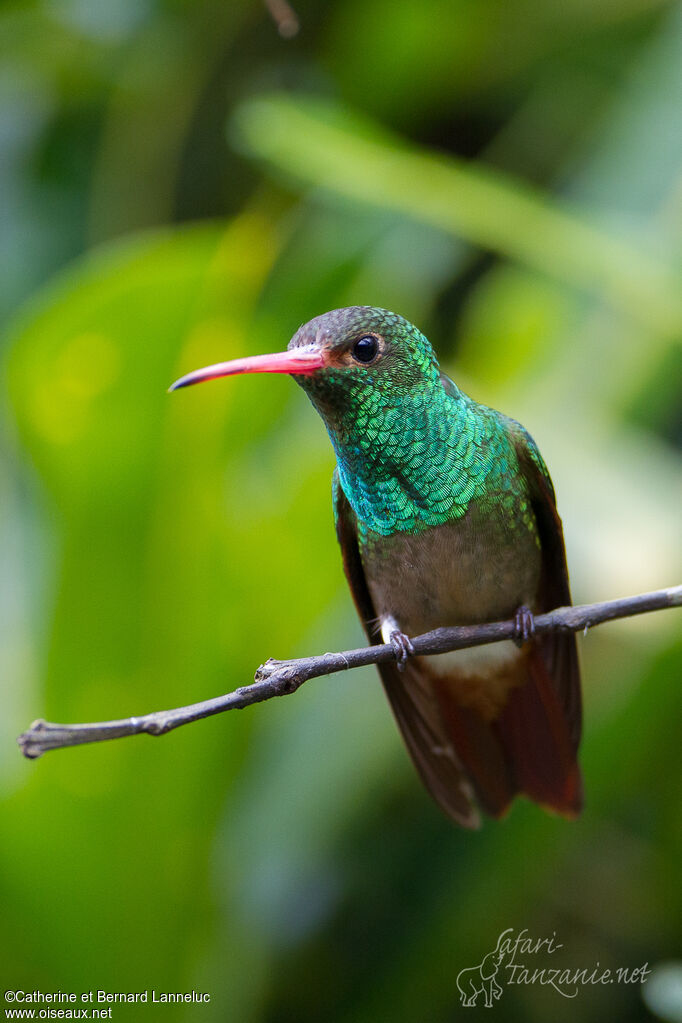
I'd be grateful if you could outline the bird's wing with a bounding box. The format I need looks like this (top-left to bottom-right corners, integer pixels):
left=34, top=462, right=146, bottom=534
left=507, top=421, right=582, bottom=750
left=333, top=469, right=480, bottom=828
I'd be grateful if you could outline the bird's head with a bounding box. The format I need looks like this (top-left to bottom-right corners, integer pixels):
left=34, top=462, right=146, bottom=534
left=169, top=307, right=442, bottom=433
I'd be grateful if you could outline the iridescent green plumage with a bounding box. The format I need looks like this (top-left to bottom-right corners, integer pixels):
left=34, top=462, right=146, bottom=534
left=291, top=308, right=544, bottom=541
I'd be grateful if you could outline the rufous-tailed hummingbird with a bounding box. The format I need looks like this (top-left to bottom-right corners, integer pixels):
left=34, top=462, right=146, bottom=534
left=170, top=307, right=582, bottom=827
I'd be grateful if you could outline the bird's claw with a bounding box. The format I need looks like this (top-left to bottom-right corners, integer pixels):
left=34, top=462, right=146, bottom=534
left=513, top=605, right=536, bottom=647
left=390, top=630, right=415, bottom=671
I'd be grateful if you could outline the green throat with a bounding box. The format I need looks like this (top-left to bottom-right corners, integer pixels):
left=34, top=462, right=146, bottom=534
left=302, top=366, right=517, bottom=539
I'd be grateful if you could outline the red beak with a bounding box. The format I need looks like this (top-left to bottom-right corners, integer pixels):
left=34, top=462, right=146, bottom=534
left=168, top=348, right=324, bottom=391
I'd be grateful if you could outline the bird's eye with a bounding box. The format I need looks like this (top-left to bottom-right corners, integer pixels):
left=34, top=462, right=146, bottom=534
left=351, top=335, right=379, bottom=364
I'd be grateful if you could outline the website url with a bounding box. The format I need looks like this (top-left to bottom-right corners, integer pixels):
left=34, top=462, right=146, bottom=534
left=5, top=1011, right=111, bottom=1019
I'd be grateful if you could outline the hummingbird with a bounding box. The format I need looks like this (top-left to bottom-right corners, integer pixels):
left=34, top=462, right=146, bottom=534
left=170, top=307, right=582, bottom=827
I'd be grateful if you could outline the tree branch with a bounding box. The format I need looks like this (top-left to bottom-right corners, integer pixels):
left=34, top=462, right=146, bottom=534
left=17, top=585, right=682, bottom=760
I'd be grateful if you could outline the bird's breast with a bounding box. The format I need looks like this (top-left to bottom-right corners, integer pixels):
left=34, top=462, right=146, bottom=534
left=360, top=504, right=542, bottom=718
left=360, top=501, right=542, bottom=639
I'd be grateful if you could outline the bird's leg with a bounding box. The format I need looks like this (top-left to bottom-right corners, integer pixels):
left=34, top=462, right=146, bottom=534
left=380, top=614, right=415, bottom=671
left=513, top=605, right=536, bottom=647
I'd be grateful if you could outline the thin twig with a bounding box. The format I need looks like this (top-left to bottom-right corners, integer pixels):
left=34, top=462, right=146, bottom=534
left=17, top=585, right=682, bottom=760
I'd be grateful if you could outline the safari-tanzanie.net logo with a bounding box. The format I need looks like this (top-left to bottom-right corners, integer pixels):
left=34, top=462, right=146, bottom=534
left=456, top=928, right=650, bottom=1008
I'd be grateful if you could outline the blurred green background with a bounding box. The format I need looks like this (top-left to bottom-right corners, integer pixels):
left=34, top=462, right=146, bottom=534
left=1, top=1, right=681, bottom=1020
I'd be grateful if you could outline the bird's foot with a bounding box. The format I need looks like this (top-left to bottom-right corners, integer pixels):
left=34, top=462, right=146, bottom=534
left=389, top=630, right=415, bottom=672
left=513, top=605, right=536, bottom=648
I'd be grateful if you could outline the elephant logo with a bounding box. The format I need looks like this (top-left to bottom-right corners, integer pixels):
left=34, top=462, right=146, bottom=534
left=456, top=945, right=506, bottom=1008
